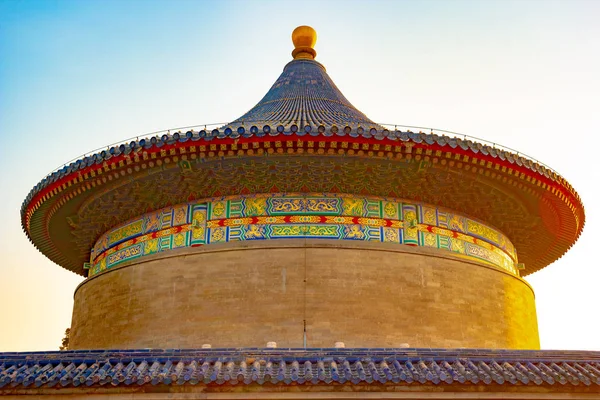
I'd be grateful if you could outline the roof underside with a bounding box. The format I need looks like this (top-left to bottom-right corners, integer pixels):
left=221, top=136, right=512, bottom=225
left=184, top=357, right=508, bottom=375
left=22, top=135, right=584, bottom=276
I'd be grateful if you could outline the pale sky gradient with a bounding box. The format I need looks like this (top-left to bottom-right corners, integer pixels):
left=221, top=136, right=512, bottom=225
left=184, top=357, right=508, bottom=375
left=1, top=0, right=599, bottom=351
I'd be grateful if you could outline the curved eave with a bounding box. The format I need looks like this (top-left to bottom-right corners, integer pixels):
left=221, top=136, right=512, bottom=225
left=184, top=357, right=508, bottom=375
left=21, top=129, right=585, bottom=276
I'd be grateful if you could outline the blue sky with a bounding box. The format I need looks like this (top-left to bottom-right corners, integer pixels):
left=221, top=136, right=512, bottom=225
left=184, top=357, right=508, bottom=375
left=1, top=0, right=599, bottom=351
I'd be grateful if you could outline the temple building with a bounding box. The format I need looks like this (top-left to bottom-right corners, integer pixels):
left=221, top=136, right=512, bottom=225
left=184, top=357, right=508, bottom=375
left=2, top=26, right=598, bottom=399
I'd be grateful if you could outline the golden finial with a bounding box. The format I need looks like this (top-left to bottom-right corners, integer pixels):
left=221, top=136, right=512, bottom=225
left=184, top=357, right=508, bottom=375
left=292, top=25, right=317, bottom=60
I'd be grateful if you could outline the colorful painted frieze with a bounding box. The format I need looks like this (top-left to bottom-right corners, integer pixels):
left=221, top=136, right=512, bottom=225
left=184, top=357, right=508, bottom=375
left=88, top=193, right=518, bottom=277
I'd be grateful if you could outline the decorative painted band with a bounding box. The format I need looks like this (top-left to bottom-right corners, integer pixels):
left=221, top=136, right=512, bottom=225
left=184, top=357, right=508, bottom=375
left=88, top=194, right=517, bottom=277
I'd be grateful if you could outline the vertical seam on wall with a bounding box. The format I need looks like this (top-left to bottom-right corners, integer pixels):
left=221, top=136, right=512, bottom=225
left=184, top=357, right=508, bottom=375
left=303, top=238, right=308, bottom=348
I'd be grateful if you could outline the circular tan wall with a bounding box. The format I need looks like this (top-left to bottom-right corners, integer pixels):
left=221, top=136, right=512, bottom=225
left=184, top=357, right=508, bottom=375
left=70, top=239, right=539, bottom=350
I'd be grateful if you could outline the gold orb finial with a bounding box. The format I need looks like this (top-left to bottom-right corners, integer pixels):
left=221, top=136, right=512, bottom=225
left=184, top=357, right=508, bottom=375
left=292, top=25, right=317, bottom=60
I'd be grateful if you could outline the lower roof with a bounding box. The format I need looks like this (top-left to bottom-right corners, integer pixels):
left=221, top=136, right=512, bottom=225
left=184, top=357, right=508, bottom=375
left=1, top=348, right=599, bottom=391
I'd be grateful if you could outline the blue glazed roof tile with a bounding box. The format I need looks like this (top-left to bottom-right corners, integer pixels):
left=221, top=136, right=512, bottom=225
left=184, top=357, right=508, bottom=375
left=228, top=59, right=380, bottom=129
left=1, top=348, right=600, bottom=390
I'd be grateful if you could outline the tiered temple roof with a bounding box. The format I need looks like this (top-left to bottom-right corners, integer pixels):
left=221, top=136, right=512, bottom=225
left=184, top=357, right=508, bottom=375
left=8, top=26, right=595, bottom=399
left=20, top=27, right=584, bottom=276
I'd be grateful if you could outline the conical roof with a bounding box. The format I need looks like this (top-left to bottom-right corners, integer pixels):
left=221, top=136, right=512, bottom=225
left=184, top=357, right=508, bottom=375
left=229, top=26, right=380, bottom=129
left=230, top=59, right=380, bottom=128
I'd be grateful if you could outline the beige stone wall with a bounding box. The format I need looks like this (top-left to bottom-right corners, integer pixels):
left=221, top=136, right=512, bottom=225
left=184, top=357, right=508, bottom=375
left=4, top=386, right=599, bottom=399
left=3, top=387, right=598, bottom=399
left=70, top=240, right=539, bottom=350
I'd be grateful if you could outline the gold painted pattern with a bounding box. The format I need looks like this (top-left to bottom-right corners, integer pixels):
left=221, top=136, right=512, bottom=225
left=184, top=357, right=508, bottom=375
left=89, top=193, right=518, bottom=277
